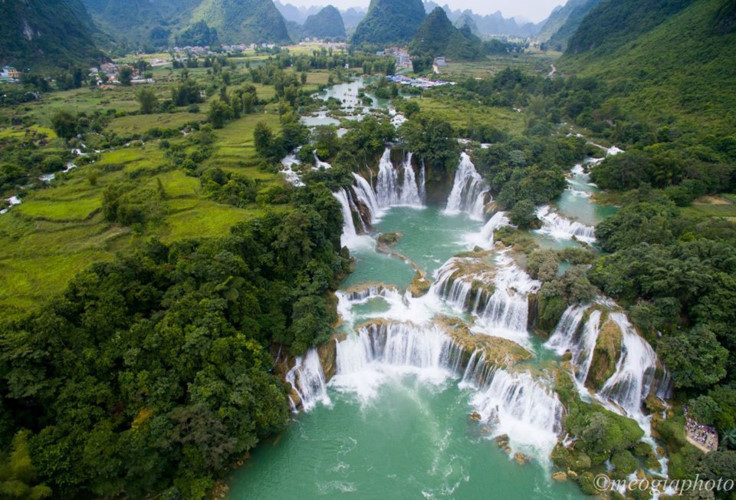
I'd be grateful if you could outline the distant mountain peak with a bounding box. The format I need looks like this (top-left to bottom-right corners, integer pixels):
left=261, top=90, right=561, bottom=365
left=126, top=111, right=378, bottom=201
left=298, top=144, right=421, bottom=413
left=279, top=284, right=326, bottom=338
left=352, top=0, right=427, bottom=46
left=303, top=5, right=346, bottom=40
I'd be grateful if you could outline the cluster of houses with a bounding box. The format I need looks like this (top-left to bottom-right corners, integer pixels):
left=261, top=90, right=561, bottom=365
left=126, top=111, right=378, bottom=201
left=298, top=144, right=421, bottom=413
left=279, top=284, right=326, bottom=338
left=1, top=66, right=21, bottom=83
left=376, top=47, right=412, bottom=70
left=173, top=42, right=279, bottom=55
left=374, top=48, right=450, bottom=74
left=87, top=63, right=155, bottom=86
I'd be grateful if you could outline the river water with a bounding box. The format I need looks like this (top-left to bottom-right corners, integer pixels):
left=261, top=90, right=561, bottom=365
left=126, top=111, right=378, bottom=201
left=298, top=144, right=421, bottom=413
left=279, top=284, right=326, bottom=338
left=228, top=206, right=587, bottom=499
left=228, top=85, right=650, bottom=499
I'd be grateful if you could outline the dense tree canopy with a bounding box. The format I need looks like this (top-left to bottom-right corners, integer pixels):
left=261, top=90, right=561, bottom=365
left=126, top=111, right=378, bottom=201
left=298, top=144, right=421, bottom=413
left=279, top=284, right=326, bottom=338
left=0, top=183, right=349, bottom=498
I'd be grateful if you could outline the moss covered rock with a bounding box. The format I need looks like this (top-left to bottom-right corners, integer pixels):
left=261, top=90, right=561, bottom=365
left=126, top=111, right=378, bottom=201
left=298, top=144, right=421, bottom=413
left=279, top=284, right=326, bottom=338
left=377, top=232, right=402, bottom=246
left=586, top=316, right=622, bottom=390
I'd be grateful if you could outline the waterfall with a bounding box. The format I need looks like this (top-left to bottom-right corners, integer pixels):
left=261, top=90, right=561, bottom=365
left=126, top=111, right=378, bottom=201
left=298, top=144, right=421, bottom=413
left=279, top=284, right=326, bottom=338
left=431, top=258, right=489, bottom=313
left=330, top=321, right=460, bottom=402
left=419, top=161, right=427, bottom=203
left=536, top=205, right=596, bottom=243
left=336, top=284, right=405, bottom=326
left=285, top=348, right=331, bottom=412
left=545, top=306, right=602, bottom=395
left=545, top=305, right=587, bottom=354
left=472, top=252, right=540, bottom=347
left=314, top=150, right=332, bottom=169
left=400, top=153, right=422, bottom=206
left=375, top=148, right=423, bottom=208
left=280, top=152, right=304, bottom=187
left=445, top=153, right=489, bottom=220
left=466, top=211, right=510, bottom=249
left=460, top=349, right=495, bottom=388
left=468, top=369, right=564, bottom=459
left=334, top=188, right=358, bottom=248
left=352, top=173, right=381, bottom=224
left=598, top=313, right=658, bottom=422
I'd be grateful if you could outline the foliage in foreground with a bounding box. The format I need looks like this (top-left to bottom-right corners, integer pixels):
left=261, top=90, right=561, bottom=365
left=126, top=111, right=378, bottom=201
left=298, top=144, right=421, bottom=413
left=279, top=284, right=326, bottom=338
left=0, top=183, right=348, bottom=498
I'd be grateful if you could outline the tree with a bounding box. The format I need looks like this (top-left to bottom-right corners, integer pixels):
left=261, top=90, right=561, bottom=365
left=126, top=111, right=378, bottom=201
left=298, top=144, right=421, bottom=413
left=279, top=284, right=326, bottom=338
left=689, top=395, right=721, bottom=425
left=0, top=431, right=52, bottom=499
left=398, top=113, right=458, bottom=171
left=50, top=110, right=77, bottom=140
left=253, top=121, right=281, bottom=161
left=509, top=199, right=537, bottom=228
left=118, top=66, right=133, bottom=86
left=172, top=79, right=203, bottom=107
left=722, top=429, right=736, bottom=450
left=207, top=99, right=232, bottom=129
left=658, top=325, right=728, bottom=389
left=136, top=88, right=158, bottom=114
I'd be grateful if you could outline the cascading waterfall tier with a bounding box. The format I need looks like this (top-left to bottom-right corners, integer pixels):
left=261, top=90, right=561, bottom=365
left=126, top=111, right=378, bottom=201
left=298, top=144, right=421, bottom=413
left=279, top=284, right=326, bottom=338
left=375, top=148, right=424, bottom=208
left=467, top=368, right=564, bottom=458
left=473, top=251, right=540, bottom=347
left=445, top=153, right=489, bottom=220
left=333, top=188, right=359, bottom=247
left=431, top=256, right=496, bottom=314
left=465, top=211, right=510, bottom=249
left=536, top=205, right=596, bottom=243
left=545, top=305, right=601, bottom=395
left=285, top=348, right=331, bottom=412
left=545, top=304, right=671, bottom=425
left=430, top=250, right=540, bottom=348
left=598, top=313, right=659, bottom=422
left=351, top=172, right=381, bottom=225
left=330, top=320, right=563, bottom=459
left=330, top=321, right=461, bottom=402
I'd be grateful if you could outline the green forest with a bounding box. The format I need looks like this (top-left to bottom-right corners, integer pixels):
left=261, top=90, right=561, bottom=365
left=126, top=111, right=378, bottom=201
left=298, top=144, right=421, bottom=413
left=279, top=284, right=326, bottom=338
left=1, top=0, right=736, bottom=497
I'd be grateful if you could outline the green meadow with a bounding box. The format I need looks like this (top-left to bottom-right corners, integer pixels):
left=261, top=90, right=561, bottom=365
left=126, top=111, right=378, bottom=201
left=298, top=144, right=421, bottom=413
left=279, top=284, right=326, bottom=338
left=0, top=49, right=310, bottom=317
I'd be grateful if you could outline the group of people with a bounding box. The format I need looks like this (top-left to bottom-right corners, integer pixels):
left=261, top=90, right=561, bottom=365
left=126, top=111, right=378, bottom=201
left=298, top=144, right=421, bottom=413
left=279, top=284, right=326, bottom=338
left=685, top=408, right=719, bottom=451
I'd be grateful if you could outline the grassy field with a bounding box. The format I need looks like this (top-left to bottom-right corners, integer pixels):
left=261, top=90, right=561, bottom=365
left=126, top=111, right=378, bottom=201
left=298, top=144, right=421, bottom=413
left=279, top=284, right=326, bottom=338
left=440, top=50, right=560, bottom=80
left=681, top=194, right=736, bottom=219
left=419, top=96, right=528, bottom=136
left=0, top=106, right=288, bottom=318
left=0, top=49, right=543, bottom=318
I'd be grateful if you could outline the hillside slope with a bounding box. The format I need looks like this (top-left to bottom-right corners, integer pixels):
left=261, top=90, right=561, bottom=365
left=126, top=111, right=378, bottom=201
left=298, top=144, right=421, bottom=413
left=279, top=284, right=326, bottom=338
left=409, top=7, right=483, bottom=60
left=0, top=0, right=103, bottom=69
left=82, top=0, right=202, bottom=48
left=351, top=0, right=426, bottom=46
left=189, top=0, right=291, bottom=44
left=303, top=5, right=346, bottom=39
left=561, top=0, right=736, bottom=125
left=537, top=0, right=600, bottom=42
left=538, top=0, right=601, bottom=50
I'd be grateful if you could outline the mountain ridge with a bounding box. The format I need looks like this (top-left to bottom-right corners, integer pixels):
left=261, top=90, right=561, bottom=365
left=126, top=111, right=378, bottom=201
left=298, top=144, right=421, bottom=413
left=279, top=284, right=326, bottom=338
left=409, top=7, right=483, bottom=60
left=351, top=0, right=427, bottom=46
left=0, top=0, right=104, bottom=69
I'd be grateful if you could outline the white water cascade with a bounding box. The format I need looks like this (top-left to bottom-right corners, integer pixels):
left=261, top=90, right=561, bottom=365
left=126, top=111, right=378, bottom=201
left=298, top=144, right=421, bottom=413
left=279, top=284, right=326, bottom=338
left=431, top=257, right=495, bottom=313
left=334, top=188, right=356, bottom=244
left=330, top=320, right=564, bottom=459
left=465, top=211, right=510, bottom=249
left=333, top=188, right=362, bottom=248
left=545, top=306, right=603, bottom=395
left=445, top=153, right=489, bottom=220
left=536, top=205, right=596, bottom=243
left=375, top=148, right=423, bottom=208
left=352, top=173, right=381, bottom=224
left=472, top=252, right=541, bottom=347
left=598, top=313, right=659, bottom=423
left=314, top=150, right=332, bottom=169
left=467, top=369, right=564, bottom=459
left=280, top=152, right=304, bottom=187
left=330, top=321, right=460, bottom=402
left=285, top=348, right=331, bottom=412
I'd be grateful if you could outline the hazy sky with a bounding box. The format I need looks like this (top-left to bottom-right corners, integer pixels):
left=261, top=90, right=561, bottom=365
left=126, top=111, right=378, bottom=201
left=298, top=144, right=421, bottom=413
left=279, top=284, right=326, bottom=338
left=285, top=0, right=564, bottom=23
